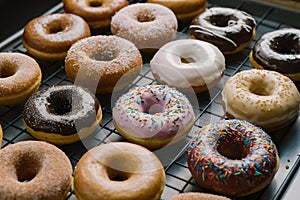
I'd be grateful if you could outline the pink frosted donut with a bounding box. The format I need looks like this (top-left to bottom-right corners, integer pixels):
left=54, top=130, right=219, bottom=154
left=111, top=3, right=178, bottom=52
left=113, top=85, right=195, bottom=149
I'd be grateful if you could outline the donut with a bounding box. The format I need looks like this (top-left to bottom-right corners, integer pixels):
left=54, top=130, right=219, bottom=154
left=111, top=3, right=178, bottom=52
left=187, top=119, right=280, bottom=197
left=22, top=84, right=102, bottom=145
left=0, top=141, right=72, bottom=200
left=189, top=7, right=256, bottom=54
left=65, top=35, right=142, bottom=94
left=23, top=13, right=90, bottom=61
left=74, top=142, right=166, bottom=200
left=170, top=192, right=230, bottom=200
left=113, top=85, right=195, bottom=149
left=0, top=52, right=42, bottom=106
left=62, top=0, right=128, bottom=29
left=250, top=28, right=300, bottom=81
left=147, top=0, right=207, bottom=25
left=222, top=69, right=300, bottom=132
left=150, top=39, right=225, bottom=93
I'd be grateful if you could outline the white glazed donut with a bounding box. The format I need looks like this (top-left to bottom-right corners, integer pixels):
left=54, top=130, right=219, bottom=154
left=150, top=39, right=225, bottom=93
left=222, top=69, right=300, bottom=131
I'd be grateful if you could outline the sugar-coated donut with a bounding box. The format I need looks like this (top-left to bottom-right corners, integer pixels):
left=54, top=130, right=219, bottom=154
left=63, top=0, right=128, bottom=29
left=0, top=52, right=42, bottom=106
left=23, top=13, right=90, bottom=61
left=250, top=28, right=300, bottom=81
left=150, top=39, right=225, bottom=93
left=23, top=85, right=102, bottom=145
left=222, top=69, right=300, bottom=132
left=147, top=0, right=207, bottom=24
left=111, top=3, right=178, bottom=52
left=113, top=85, right=195, bottom=149
left=190, top=7, right=256, bottom=54
left=65, top=35, right=142, bottom=94
left=170, top=192, right=230, bottom=200
left=188, top=119, right=280, bottom=197
left=74, top=142, right=166, bottom=200
left=0, top=141, right=73, bottom=200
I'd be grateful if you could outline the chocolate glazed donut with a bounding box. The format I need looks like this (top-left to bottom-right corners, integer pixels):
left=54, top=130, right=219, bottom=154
left=190, top=7, right=256, bottom=54
left=250, top=28, right=300, bottom=81
left=23, top=84, right=102, bottom=145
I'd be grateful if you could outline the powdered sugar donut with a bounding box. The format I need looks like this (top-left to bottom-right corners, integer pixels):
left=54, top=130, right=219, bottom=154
left=111, top=3, right=178, bottom=52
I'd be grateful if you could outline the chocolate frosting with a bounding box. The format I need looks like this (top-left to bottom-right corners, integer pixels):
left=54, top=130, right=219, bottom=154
left=189, top=7, right=256, bottom=52
left=252, top=28, right=300, bottom=74
left=23, top=85, right=100, bottom=135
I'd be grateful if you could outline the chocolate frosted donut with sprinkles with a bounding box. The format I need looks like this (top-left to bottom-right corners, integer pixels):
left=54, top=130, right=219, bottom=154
left=190, top=7, right=256, bottom=54
left=113, top=85, right=195, bottom=149
left=187, top=119, right=280, bottom=197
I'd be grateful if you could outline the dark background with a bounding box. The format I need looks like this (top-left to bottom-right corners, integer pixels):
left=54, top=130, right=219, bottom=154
left=0, top=0, right=61, bottom=42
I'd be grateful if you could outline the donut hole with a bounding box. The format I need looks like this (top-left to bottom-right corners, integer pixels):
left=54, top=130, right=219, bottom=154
left=91, top=51, right=116, bottom=62
left=88, top=0, right=103, bottom=7
left=209, top=14, right=238, bottom=27
left=46, top=89, right=81, bottom=115
left=107, top=168, right=130, bottom=181
left=181, top=57, right=196, bottom=64
left=249, top=79, right=274, bottom=96
left=47, top=21, right=66, bottom=34
left=137, top=11, right=155, bottom=23
left=271, top=34, right=300, bottom=55
left=217, top=129, right=251, bottom=160
left=15, top=153, right=42, bottom=182
left=0, top=64, right=17, bottom=78
left=139, top=97, right=165, bottom=115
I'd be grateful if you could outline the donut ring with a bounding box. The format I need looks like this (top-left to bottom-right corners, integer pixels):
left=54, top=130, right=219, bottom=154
left=250, top=28, right=300, bottom=81
left=190, top=7, right=256, bottom=54
left=23, top=13, right=90, bottom=61
left=111, top=3, right=178, bottom=52
left=23, top=85, right=102, bottom=145
left=113, top=85, right=195, bottom=149
left=0, top=52, right=42, bottom=106
left=222, top=69, right=300, bottom=131
left=74, top=142, right=166, bottom=200
left=65, top=35, right=142, bottom=94
left=147, top=0, right=207, bottom=24
left=150, top=39, right=225, bottom=93
left=0, top=141, right=73, bottom=200
left=187, top=119, right=280, bottom=196
left=170, top=192, right=230, bottom=200
left=63, top=0, right=128, bottom=29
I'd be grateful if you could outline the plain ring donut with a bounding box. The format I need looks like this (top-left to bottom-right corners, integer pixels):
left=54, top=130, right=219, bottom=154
left=222, top=69, right=300, bottom=132
left=0, top=52, right=42, bottom=106
left=22, top=84, right=102, bottom=145
left=74, top=142, right=166, bottom=200
left=150, top=39, right=225, bottom=93
left=0, top=141, right=73, bottom=200
left=111, top=3, right=178, bottom=52
left=65, top=35, right=142, bottom=94
left=188, top=119, right=280, bottom=196
left=250, top=28, right=300, bottom=81
left=23, top=13, right=91, bottom=61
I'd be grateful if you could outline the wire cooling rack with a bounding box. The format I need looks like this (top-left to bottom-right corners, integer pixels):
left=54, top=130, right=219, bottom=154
left=0, top=0, right=299, bottom=199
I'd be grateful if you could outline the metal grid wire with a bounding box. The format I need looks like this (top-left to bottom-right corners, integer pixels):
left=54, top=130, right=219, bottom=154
left=0, top=0, right=299, bottom=199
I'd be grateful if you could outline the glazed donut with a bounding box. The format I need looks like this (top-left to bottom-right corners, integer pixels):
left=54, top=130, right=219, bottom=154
left=222, top=69, right=300, bottom=132
left=74, top=142, right=166, bottom=200
left=63, top=0, right=128, bottom=29
left=0, top=52, right=41, bottom=106
left=250, top=28, right=300, bottom=81
left=0, top=141, right=72, bottom=200
left=150, top=39, right=225, bottom=93
left=187, top=119, right=280, bottom=197
left=111, top=3, right=178, bottom=52
left=65, top=35, right=142, bottom=94
left=22, top=85, right=102, bottom=145
left=113, top=85, right=195, bottom=149
left=170, top=192, right=230, bottom=200
left=147, top=0, right=207, bottom=24
left=190, top=7, right=256, bottom=54
left=23, top=13, right=90, bottom=61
